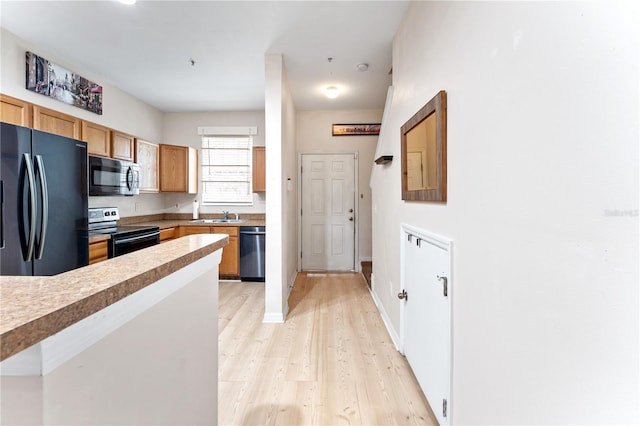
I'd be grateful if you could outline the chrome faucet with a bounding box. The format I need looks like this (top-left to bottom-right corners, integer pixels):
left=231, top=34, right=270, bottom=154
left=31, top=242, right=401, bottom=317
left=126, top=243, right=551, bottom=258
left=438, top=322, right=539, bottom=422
left=222, top=210, right=229, bottom=220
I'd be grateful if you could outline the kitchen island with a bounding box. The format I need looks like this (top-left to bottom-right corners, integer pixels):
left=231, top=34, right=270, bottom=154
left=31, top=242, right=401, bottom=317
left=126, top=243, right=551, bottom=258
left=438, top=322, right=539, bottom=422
left=1, top=234, right=227, bottom=425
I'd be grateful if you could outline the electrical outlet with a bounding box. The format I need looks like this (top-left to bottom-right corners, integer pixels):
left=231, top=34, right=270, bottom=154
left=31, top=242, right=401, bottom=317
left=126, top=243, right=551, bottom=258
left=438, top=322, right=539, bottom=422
left=135, top=202, right=140, bottom=212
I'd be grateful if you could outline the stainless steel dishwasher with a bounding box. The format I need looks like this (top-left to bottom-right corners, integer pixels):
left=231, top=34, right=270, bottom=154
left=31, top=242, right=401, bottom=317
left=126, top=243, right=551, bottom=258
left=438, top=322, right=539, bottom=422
left=240, top=226, right=265, bottom=282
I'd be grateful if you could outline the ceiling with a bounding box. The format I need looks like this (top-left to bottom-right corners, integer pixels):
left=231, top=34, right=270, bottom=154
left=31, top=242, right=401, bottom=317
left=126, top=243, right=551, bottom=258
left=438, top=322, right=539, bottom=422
left=0, top=1, right=409, bottom=112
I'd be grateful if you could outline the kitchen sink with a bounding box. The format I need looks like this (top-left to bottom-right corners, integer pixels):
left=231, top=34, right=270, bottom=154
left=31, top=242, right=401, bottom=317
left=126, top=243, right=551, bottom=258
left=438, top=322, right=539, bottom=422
left=190, top=219, right=247, bottom=224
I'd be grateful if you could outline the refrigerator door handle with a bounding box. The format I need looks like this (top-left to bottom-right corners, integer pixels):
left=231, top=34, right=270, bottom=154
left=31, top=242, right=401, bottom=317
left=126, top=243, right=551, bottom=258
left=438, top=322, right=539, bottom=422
left=23, top=154, right=37, bottom=261
left=34, top=155, right=48, bottom=260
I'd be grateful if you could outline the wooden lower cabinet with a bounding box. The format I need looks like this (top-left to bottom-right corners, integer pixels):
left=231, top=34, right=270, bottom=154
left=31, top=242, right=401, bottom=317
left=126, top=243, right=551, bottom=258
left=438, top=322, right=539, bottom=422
left=159, top=227, right=176, bottom=242
left=177, top=226, right=239, bottom=278
left=212, top=226, right=239, bottom=278
left=89, top=240, right=108, bottom=264
left=180, top=226, right=208, bottom=236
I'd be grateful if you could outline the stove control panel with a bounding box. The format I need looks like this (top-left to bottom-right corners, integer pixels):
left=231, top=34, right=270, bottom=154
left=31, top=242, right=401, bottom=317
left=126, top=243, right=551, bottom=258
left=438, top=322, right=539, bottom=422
left=89, top=207, right=121, bottom=223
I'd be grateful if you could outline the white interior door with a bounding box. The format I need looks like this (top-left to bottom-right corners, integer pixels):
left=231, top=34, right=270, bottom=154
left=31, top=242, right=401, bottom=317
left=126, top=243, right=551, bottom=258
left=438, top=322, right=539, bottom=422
left=401, top=225, right=452, bottom=424
left=301, top=154, right=355, bottom=271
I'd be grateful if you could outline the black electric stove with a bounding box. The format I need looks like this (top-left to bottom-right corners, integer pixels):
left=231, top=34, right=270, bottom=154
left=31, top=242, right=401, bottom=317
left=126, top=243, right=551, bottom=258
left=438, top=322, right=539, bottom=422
left=89, top=207, right=160, bottom=258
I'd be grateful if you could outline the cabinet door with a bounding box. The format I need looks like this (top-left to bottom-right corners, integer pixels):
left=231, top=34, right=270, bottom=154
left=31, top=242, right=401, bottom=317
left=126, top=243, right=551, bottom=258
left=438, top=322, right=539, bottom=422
left=111, top=131, right=135, bottom=161
left=182, top=226, right=211, bottom=235
left=220, top=236, right=239, bottom=277
left=253, top=146, right=266, bottom=192
left=159, top=227, right=176, bottom=242
left=33, top=105, right=80, bottom=139
left=0, top=94, right=32, bottom=127
left=81, top=120, right=111, bottom=157
left=136, top=139, right=159, bottom=192
left=212, top=226, right=239, bottom=277
left=89, top=241, right=108, bottom=264
left=160, top=144, right=198, bottom=193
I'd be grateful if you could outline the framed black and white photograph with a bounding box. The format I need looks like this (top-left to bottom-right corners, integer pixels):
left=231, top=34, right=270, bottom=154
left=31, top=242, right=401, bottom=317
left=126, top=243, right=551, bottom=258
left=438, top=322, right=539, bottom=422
left=26, top=51, right=103, bottom=115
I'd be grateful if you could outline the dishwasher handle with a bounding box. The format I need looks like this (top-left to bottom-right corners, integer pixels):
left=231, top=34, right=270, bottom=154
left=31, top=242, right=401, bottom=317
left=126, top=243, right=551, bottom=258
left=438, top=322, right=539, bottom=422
left=240, top=231, right=265, bottom=236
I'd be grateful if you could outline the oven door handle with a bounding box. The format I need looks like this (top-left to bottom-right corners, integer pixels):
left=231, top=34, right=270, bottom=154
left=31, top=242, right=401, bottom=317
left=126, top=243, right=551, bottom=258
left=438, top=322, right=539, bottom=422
left=113, top=231, right=160, bottom=245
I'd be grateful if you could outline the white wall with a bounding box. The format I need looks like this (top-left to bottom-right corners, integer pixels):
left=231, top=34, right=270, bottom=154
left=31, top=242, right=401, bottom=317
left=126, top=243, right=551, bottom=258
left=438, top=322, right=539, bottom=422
left=297, top=109, right=382, bottom=263
left=0, top=29, right=270, bottom=217
left=1, top=28, right=169, bottom=216
left=371, top=1, right=639, bottom=424
left=282, top=67, right=298, bottom=301
left=264, top=53, right=288, bottom=322
left=163, top=111, right=267, bottom=215
left=0, top=29, right=163, bottom=143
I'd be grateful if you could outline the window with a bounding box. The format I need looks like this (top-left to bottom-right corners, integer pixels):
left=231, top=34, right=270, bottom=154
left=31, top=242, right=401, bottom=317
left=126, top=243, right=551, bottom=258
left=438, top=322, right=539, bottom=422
left=201, top=134, right=253, bottom=205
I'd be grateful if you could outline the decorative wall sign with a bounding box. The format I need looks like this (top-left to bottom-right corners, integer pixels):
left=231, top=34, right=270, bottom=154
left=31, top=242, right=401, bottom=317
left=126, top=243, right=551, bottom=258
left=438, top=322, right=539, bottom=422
left=332, top=123, right=381, bottom=136
left=25, top=51, right=103, bottom=115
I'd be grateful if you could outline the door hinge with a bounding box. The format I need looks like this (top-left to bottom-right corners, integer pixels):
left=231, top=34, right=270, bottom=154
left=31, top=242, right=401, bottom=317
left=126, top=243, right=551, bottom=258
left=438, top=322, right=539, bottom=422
left=397, top=289, right=408, bottom=301
left=437, top=275, right=448, bottom=297
left=443, top=399, right=447, bottom=418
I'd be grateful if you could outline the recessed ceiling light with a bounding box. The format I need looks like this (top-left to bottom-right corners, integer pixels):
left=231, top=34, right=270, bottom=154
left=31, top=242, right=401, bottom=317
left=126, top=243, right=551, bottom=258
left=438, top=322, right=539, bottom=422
left=118, top=0, right=136, bottom=5
left=325, top=86, right=340, bottom=99
left=356, top=63, right=369, bottom=72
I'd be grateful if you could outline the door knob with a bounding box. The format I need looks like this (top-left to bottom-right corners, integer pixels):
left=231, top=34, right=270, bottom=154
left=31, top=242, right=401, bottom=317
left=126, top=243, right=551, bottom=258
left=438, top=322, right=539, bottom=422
left=397, top=289, right=408, bottom=300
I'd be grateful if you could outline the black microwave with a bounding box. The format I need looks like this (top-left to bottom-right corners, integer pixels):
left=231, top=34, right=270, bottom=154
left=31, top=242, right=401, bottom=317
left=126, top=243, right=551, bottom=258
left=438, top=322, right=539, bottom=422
left=88, top=155, right=140, bottom=196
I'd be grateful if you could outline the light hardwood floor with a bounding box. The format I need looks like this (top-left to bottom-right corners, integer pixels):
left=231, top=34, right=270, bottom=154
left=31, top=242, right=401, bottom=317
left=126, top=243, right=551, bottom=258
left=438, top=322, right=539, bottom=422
left=218, top=272, right=437, bottom=426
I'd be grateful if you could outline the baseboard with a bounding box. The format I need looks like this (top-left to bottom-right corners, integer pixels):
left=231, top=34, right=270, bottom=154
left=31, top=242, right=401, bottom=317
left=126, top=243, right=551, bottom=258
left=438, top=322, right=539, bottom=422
left=262, top=312, right=285, bottom=323
left=287, top=271, right=297, bottom=299
left=369, top=280, right=402, bottom=352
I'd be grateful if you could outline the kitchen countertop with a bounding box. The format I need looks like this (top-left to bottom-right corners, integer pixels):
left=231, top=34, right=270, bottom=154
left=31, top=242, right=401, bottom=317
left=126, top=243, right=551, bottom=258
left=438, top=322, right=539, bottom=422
left=0, top=234, right=228, bottom=362
left=134, top=218, right=266, bottom=229
left=89, top=215, right=265, bottom=244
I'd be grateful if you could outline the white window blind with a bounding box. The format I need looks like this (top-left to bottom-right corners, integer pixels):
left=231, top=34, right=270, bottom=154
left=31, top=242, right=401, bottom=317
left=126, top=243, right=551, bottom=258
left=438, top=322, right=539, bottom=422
left=201, top=135, right=253, bottom=204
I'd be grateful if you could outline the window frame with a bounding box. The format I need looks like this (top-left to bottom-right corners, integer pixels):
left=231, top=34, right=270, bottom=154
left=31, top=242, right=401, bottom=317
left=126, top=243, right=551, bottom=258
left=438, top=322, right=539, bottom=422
left=198, top=127, right=257, bottom=206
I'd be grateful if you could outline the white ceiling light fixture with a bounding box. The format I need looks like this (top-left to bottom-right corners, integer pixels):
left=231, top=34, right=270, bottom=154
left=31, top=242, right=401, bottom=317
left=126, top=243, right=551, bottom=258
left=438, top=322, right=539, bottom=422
left=356, top=63, right=369, bottom=72
left=118, top=0, right=136, bottom=5
left=325, top=86, right=340, bottom=99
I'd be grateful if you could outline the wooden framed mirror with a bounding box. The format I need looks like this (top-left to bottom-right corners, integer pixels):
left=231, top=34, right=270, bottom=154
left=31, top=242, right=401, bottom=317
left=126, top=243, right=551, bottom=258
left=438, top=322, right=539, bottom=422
left=401, top=90, right=447, bottom=202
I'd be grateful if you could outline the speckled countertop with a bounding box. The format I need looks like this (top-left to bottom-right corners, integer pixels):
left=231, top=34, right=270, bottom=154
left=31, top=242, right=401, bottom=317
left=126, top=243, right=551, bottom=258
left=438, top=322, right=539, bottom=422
left=89, top=213, right=265, bottom=244
left=0, top=234, right=228, bottom=362
left=132, top=218, right=266, bottom=229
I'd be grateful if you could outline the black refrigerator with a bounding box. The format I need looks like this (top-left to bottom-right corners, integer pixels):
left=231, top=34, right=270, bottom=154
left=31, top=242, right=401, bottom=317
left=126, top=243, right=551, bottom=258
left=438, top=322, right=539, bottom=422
left=1, top=122, right=89, bottom=276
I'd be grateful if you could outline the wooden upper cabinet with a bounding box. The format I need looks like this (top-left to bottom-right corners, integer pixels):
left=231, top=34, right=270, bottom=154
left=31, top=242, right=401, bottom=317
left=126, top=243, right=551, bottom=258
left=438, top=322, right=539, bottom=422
left=253, top=146, right=266, bottom=192
left=0, top=94, right=32, bottom=127
left=81, top=120, right=111, bottom=157
left=159, top=144, right=198, bottom=194
left=111, top=131, right=135, bottom=161
left=136, top=139, right=160, bottom=192
left=33, top=105, right=80, bottom=139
